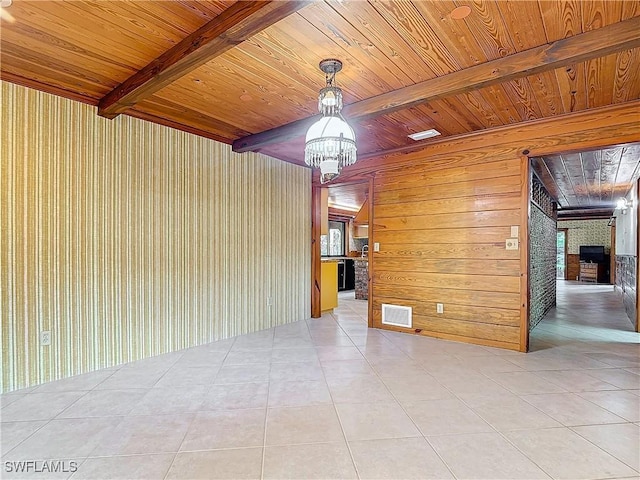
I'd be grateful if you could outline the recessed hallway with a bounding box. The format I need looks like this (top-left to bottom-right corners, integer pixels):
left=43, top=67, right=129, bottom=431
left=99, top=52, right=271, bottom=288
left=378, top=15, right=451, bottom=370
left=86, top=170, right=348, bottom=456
left=532, top=281, right=639, bottom=348
left=1, top=282, right=639, bottom=479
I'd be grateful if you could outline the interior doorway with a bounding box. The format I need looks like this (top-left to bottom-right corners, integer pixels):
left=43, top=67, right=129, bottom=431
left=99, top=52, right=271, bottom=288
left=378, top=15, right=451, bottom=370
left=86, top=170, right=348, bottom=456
left=556, top=229, right=568, bottom=280
left=528, top=142, right=640, bottom=343
left=313, top=180, right=372, bottom=323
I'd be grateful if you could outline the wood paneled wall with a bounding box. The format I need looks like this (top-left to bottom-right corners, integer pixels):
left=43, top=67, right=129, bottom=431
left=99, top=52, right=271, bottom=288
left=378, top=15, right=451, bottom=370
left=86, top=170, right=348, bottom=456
left=372, top=158, right=523, bottom=350
left=325, top=100, right=640, bottom=352
left=0, top=81, right=311, bottom=393
left=567, top=254, right=581, bottom=281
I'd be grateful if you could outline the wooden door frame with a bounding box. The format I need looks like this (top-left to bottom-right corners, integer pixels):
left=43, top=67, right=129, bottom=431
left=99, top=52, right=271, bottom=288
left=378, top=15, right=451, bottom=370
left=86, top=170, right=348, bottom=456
left=311, top=185, right=322, bottom=318
left=311, top=179, right=372, bottom=325
left=367, top=176, right=374, bottom=328
left=557, top=228, right=569, bottom=280
left=636, top=178, right=640, bottom=332
left=520, top=156, right=531, bottom=353
left=610, top=224, right=616, bottom=285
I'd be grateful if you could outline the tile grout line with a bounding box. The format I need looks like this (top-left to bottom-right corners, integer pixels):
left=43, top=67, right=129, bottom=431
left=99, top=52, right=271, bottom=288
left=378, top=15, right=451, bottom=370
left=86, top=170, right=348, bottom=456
left=317, top=308, right=363, bottom=479
left=568, top=424, right=640, bottom=474
left=337, top=302, right=461, bottom=479
left=450, top=370, right=637, bottom=478
left=162, top=335, right=238, bottom=480
left=260, top=324, right=276, bottom=480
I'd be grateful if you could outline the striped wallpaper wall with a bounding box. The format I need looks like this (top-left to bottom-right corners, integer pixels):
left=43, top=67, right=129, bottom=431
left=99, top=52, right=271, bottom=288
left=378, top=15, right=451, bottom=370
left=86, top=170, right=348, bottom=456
left=0, top=81, right=311, bottom=393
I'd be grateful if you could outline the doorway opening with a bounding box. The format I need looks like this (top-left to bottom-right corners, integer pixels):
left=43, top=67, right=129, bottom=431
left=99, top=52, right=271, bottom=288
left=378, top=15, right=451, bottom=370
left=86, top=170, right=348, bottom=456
left=556, top=229, right=567, bottom=280
left=528, top=142, right=640, bottom=351
left=314, top=180, right=372, bottom=325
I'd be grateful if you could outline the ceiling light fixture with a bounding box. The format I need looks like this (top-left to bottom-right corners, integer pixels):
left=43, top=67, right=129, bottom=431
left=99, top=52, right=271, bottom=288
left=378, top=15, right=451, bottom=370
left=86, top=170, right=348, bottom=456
left=617, top=197, right=630, bottom=213
left=0, top=0, right=15, bottom=23
left=305, top=59, right=357, bottom=184
left=408, top=129, right=441, bottom=141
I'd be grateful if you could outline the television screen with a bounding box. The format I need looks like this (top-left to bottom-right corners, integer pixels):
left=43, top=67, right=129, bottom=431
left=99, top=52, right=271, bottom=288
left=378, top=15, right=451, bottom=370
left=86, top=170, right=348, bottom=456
left=580, top=245, right=605, bottom=263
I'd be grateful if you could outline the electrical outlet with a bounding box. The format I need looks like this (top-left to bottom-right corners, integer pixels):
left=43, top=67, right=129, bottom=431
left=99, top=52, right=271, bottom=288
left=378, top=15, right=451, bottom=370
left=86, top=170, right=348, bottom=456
left=505, top=238, right=519, bottom=250
left=436, top=303, right=444, bottom=314
left=373, top=242, right=380, bottom=252
left=40, top=330, right=51, bottom=346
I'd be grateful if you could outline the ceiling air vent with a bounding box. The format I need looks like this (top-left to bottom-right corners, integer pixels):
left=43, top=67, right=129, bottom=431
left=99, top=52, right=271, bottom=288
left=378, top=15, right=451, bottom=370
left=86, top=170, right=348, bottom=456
left=381, top=304, right=412, bottom=328
left=408, top=129, right=441, bottom=141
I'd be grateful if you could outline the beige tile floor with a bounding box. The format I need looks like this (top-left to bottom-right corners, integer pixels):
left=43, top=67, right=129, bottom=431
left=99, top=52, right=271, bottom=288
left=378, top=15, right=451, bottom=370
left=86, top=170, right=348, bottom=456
left=1, top=282, right=639, bottom=479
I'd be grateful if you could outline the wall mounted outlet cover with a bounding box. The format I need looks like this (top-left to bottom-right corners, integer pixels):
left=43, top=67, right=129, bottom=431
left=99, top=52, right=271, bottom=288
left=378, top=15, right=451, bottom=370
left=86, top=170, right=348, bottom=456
left=436, top=303, right=444, bottom=314
left=40, top=330, right=51, bottom=346
left=510, top=225, right=519, bottom=238
left=505, top=238, right=519, bottom=250
left=373, top=242, right=380, bottom=252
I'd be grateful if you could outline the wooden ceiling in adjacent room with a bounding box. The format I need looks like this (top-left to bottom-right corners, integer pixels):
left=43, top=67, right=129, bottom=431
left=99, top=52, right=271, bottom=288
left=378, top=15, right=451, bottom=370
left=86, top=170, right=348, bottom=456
left=327, top=182, right=369, bottom=213
left=531, top=143, right=640, bottom=217
left=1, top=1, right=639, bottom=168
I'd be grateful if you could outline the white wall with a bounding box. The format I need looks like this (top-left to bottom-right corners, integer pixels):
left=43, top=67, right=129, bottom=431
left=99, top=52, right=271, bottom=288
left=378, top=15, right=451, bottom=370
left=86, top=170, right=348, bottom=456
left=615, top=181, right=637, bottom=256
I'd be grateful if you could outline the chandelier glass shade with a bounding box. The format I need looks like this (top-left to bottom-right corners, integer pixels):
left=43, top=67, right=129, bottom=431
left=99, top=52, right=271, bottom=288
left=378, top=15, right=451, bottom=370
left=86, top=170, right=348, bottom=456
left=304, top=59, right=357, bottom=184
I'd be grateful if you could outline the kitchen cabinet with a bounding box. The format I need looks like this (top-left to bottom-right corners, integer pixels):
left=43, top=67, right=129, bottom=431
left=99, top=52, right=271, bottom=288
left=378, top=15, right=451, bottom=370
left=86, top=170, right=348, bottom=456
left=353, top=198, right=369, bottom=225
left=321, top=261, right=338, bottom=311
left=353, top=225, right=368, bottom=238
left=353, top=198, right=369, bottom=238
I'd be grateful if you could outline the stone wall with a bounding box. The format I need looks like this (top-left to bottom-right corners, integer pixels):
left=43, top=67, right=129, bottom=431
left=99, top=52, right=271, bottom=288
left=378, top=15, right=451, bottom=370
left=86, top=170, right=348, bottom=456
left=354, top=260, right=369, bottom=300
left=615, top=255, right=637, bottom=329
left=529, top=177, right=557, bottom=331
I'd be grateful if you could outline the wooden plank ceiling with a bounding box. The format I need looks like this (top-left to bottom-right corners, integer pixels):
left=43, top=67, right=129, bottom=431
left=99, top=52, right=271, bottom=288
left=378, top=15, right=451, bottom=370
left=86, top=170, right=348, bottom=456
left=327, top=182, right=369, bottom=212
left=531, top=143, right=640, bottom=214
left=1, top=0, right=639, bottom=174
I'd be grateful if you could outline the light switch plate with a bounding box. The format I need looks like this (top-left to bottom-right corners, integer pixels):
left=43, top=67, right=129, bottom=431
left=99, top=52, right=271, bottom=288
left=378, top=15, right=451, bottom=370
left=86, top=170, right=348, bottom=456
left=436, top=303, right=444, bottom=314
left=373, top=242, right=380, bottom=252
left=506, top=238, right=519, bottom=250
left=510, top=225, right=519, bottom=238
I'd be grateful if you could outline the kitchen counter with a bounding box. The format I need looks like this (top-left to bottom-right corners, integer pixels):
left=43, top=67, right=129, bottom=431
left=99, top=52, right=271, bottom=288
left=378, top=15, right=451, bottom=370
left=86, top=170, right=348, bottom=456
left=322, top=256, right=368, bottom=262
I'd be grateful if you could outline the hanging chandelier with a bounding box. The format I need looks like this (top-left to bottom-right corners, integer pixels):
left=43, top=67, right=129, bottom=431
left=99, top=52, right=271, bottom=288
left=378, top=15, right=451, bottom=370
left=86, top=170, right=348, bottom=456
left=304, top=59, right=357, bottom=184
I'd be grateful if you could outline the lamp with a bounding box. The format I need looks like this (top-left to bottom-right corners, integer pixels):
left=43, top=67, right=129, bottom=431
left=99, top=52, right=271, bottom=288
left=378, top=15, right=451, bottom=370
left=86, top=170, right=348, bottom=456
left=617, top=197, right=629, bottom=213
left=305, top=59, right=357, bottom=184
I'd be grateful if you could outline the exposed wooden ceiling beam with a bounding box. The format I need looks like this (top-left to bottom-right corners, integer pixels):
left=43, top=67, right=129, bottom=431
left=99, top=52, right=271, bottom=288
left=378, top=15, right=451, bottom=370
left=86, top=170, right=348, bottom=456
left=557, top=208, right=614, bottom=220
left=98, top=1, right=310, bottom=119
left=233, top=15, right=640, bottom=153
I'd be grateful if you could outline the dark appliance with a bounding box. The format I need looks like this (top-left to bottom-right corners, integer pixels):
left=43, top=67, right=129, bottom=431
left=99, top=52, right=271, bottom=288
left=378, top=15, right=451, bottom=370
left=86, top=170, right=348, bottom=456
left=579, top=245, right=606, bottom=263
left=345, top=259, right=355, bottom=290
left=337, top=261, right=346, bottom=291
left=337, top=259, right=356, bottom=291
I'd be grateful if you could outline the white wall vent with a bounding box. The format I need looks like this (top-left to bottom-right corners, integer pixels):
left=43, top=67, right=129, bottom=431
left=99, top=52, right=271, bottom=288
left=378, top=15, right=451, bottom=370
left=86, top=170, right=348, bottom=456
left=381, top=304, right=412, bottom=328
